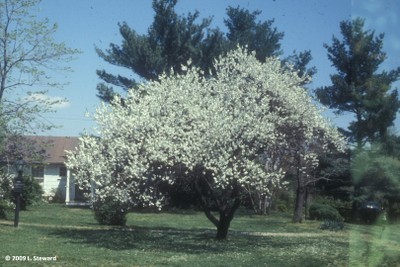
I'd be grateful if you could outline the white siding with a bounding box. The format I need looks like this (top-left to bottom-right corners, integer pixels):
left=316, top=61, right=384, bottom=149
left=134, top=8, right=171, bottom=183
left=43, top=165, right=66, bottom=199
left=6, top=163, right=78, bottom=202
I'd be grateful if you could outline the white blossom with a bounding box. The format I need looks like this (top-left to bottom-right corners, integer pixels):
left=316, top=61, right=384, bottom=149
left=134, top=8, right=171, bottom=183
left=66, top=47, right=344, bottom=209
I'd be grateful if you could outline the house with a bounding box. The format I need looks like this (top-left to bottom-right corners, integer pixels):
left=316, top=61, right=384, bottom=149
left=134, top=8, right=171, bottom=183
left=2, top=136, right=87, bottom=205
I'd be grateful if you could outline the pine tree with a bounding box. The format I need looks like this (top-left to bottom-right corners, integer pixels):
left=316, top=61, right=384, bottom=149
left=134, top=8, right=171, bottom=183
left=95, top=0, right=225, bottom=102
left=95, top=0, right=315, bottom=103
left=315, top=18, right=400, bottom=148
left=224, top=6, right=283, bottom=61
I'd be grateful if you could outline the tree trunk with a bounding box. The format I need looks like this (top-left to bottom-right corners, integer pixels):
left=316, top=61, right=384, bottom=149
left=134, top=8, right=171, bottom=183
left=305, top=187, right=313, bottom=219
left=216, top=213, right=231, bottom=240
left=355, top=111, right=363, bottom=150
left=193, top=176, right=241, bottom=240
left=263, top=195, right=272, bottom=215
left=293, top=163, right=305, bottom=223
left=262, top=195, right=268, bottom=215
left=293, top=185, right=305, bottom=223
left=215, top=198, right=241, bottom=240
left=293, top=153, right=306, bottom=223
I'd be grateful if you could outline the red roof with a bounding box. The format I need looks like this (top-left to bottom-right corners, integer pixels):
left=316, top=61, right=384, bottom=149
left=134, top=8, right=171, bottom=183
left=24, top=136, right=79, bottom=164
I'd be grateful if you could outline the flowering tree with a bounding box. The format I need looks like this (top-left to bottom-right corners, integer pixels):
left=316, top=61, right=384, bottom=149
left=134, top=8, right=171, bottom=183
left=0, top=0, right=79, bottom=134
left=67, top=47, right=343, bottom=239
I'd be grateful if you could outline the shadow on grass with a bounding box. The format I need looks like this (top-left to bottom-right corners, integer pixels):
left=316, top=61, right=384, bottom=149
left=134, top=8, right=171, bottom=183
left=51, top=226, right=216, bottom=252
left=49, top=224, right=344, bottom=256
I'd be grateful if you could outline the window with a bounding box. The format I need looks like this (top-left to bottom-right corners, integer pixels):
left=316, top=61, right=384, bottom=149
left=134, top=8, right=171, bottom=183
left=59, top=166, right=67, bottom=177
left=32, top=165, right=44, bottom=180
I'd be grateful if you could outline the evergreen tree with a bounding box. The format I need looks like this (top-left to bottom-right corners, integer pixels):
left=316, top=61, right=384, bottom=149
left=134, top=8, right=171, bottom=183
left=315, top=18, right=400, bottom=148
left=381, top=132, right=400, bottom=158
left=95, top=0, right=314, bottom=103
left=95, top=0, right=226, bottom=102
left=224, top=6, right=283, bottom=61
left=352, top=145, right=400, bottom=221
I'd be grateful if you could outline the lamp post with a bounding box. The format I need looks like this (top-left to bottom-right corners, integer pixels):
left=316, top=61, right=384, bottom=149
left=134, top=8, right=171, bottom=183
left=13, top=157, right=25, bottom=228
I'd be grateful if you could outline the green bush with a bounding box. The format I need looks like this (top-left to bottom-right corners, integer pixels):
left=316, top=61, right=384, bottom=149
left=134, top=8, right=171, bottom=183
left=21, top=176, right=44, bottom=209
left=0, top=199, right=15, bottom=220
left=309, top=203, right=344, bottom=222
left=0, top=173, right=13, bottom=199
left=48, top=188, right=65, bottom=203
left=92, top=198, right=127, bottom=226
left=275, top=193, right=294, bottom=213
left=312, top=196, right=353, bottom=222
left=319, top=220, right=345, bottom=231
left=1, top=175, right=43, bottom=210
left=387, top=202, right=400, bottom=222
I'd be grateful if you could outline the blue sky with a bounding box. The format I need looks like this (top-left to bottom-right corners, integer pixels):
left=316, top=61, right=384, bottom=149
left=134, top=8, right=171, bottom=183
left=33, top=0, right=400, bottom=136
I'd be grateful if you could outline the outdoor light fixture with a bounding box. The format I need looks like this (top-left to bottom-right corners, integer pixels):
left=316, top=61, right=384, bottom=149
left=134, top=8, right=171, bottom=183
left=13, top=157, right=25, bottom=227
left=15, top=157, right=26, bottom=173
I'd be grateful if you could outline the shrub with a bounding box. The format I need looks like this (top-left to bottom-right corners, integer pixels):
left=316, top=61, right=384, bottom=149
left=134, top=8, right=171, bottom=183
left=48, top=188, right=65, bottom=204
left=309, top=203, right=344, bottom=222
left=274, top=190, right=294, bottom=213
left=21, top=176, right=44, bottom=209
left=320, top=220, right=345, bottom=231
left=387, top=202, right=400, bottom=222
left=0, top=173, right=13, bottom=200
left=0, top=199, right=15, bottom=220
left=1, top=175, right=43, bottom=210
left=92, top=197, right=127, bottom=226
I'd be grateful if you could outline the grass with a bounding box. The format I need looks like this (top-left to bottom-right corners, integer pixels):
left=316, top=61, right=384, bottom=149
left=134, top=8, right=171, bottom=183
left=0, top=204, right=399, bottom=267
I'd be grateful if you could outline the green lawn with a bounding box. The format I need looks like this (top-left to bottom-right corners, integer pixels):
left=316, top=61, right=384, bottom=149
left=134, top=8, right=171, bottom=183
left=0, top=204, right=399, bottom=267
